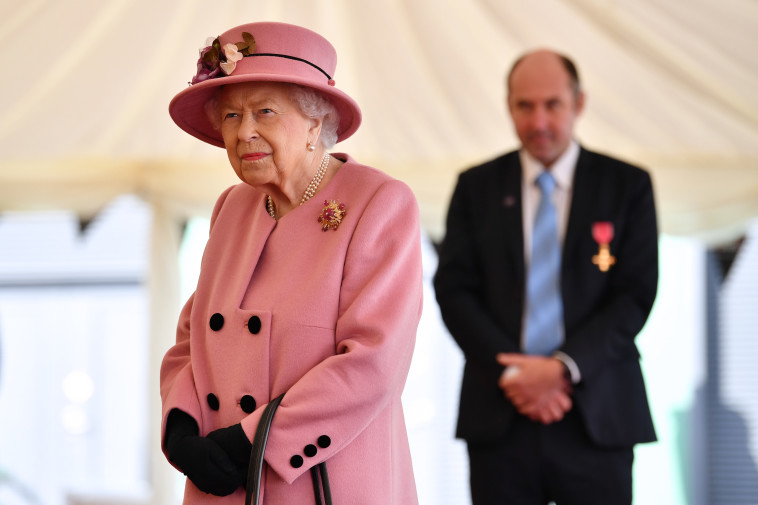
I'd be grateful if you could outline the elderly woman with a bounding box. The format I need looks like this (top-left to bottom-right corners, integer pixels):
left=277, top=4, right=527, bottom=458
left=160, top=22, right=423, bottom=505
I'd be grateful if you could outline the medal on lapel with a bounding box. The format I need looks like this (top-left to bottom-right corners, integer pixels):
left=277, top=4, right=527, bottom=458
left=591, top=221, right=616, bottom=272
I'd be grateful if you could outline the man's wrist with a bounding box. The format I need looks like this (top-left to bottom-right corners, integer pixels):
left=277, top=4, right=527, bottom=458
left=552, top=351, right=581, bottom=384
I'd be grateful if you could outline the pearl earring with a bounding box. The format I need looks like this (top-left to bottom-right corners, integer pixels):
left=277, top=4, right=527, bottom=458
left=307, top=142, right=316, bottom=152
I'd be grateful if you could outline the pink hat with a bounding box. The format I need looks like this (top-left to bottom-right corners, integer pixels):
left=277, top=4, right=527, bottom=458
left=169, top=22, right=362, bottom=147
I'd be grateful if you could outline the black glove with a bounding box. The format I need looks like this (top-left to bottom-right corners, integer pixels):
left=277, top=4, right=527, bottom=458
left=164, top=409, right=241, bottom=496
left=207, top=423, right=253, bottom=486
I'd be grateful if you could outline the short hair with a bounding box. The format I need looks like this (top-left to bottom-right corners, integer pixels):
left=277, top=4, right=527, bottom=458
left=287, top=85, right=340, bottom=149
left=506, top=51, right=581, bottom=98
left=204, top=83, right=341, bottom=149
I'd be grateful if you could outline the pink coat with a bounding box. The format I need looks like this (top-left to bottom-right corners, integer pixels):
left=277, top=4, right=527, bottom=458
left=160, top=154, right=423, bottom=504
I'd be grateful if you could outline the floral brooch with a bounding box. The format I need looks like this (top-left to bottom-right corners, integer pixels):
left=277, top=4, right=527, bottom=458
left=191, top=32, right=256, bottom=84
left=318, top=200, right=346, bottom=231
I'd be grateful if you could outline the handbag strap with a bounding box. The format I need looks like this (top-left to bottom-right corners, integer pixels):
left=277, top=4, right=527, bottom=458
left=309, top=463, right=333, bottom=505
left=317, top=462, right=333, bottom=505
left=243, top=394, right=334, bottom=505
left=245, top=393, right=285, bottom=505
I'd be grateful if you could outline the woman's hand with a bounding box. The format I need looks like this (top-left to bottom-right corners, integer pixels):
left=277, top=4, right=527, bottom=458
left=165, top=409, right=242, bottom=496
left=206, top=423, right=253, bottom=486
left=169, top=435, right=243, bottom=495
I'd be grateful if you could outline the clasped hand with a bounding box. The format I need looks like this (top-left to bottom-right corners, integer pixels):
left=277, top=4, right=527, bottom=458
left=165, top=409, right=253, bottom=496
left=496, top=353, right=573, bottom=425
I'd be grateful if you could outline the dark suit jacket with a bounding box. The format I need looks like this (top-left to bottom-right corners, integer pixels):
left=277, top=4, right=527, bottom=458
left=434, top=147, right=658, bottom=448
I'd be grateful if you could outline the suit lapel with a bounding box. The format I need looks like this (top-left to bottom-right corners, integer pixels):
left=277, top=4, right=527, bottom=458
left=497, top=153, right=525, bottom=287
left=563, top=147, right=598, bottom=283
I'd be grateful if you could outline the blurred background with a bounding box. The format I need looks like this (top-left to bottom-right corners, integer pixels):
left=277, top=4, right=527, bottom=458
left=1, top=1, right=757, bottom=504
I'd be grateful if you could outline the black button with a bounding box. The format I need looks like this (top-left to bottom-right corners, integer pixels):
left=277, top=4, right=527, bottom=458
left=209, top=313, right=224, bottom=331
left=317, top=435, right=331, bottom=448
left=304, top=444, right=317, bottom=457
left=290, top=455, right=303, bottom=468
left=240, top=395, right=256, bottom=413
left=247, top=316, right=261, bottom=334
left=207, top=393, right=220, bottom=411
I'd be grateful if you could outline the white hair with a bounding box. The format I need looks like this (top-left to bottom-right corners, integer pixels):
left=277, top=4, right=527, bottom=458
left=287, top=85, right=340, bottom=149
left=204, top=83, right=341, bottom=149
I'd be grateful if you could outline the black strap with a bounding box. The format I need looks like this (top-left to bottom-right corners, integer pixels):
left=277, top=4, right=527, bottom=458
left=309, top=463, right=334, bottom=505
left=244, top=393, right=333, bottom=505
left=245, top=394, right=284, bottom=505
left=310, top=467, right=324, bottom=505
left=318, top=462, right=333, bottom=505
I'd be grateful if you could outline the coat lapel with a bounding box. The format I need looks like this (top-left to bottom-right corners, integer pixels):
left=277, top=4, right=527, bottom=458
left=498, top=153, right=525, bottom=287
left=201, top=185, right=276, bottom=310
left=563, top=147, right=598, bottom=282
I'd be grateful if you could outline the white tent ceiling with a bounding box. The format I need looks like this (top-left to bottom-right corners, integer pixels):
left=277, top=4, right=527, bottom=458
left=1, top=0, right=757, bottom=243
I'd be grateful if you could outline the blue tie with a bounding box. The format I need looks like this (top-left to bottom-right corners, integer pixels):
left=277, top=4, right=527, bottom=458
left=524, top=171, right=564, bottom=356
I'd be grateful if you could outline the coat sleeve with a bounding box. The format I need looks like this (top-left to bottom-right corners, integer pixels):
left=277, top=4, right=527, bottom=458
left=159, top=185, right=236, bottom=457
left=239, top=179, right=424, bottom=484
left=433, top=171, right=520, bottom=378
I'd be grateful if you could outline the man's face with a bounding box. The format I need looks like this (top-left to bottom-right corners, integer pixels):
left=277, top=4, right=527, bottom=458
left=507, top=52, right=584, bottom=168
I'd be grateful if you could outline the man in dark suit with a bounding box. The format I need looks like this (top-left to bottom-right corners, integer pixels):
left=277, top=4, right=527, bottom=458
left=434, top=49, right=658, bottom=505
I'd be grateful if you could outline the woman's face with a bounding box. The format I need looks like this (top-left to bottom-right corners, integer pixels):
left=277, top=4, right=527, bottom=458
left=217, top=82, right=321, bottom=188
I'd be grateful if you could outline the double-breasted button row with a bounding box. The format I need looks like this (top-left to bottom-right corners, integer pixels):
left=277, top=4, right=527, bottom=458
left=290, top=435, right=332, bottom=468
left=206, top=393, right=257, bottom=413
left=208, top=313, right=261, bottom=334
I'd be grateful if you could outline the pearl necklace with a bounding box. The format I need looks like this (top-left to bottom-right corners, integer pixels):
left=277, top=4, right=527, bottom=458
left=266, top=152, right=330, bottom=219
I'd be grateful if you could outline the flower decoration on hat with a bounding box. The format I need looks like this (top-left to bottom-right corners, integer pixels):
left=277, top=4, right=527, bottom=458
left=318, top=200, right=347, bottom=231
left=219, top=43, right=243, bottom=75
left=191, top=32, right=256, bottom=84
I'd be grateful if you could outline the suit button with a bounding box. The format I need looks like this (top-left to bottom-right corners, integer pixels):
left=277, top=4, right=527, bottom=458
left=317, top=435, right=331, bottom=448
left=247, top=316, right=261, bottom=334
left=304, top=444, right=317, bottom=457
left=209, top=313, right=224, bottom=331
left=290, top=455, right=303, bottom=468
left=207, top=393, right=220, bottom=411
left=240, top=395, right=256, bottom=413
